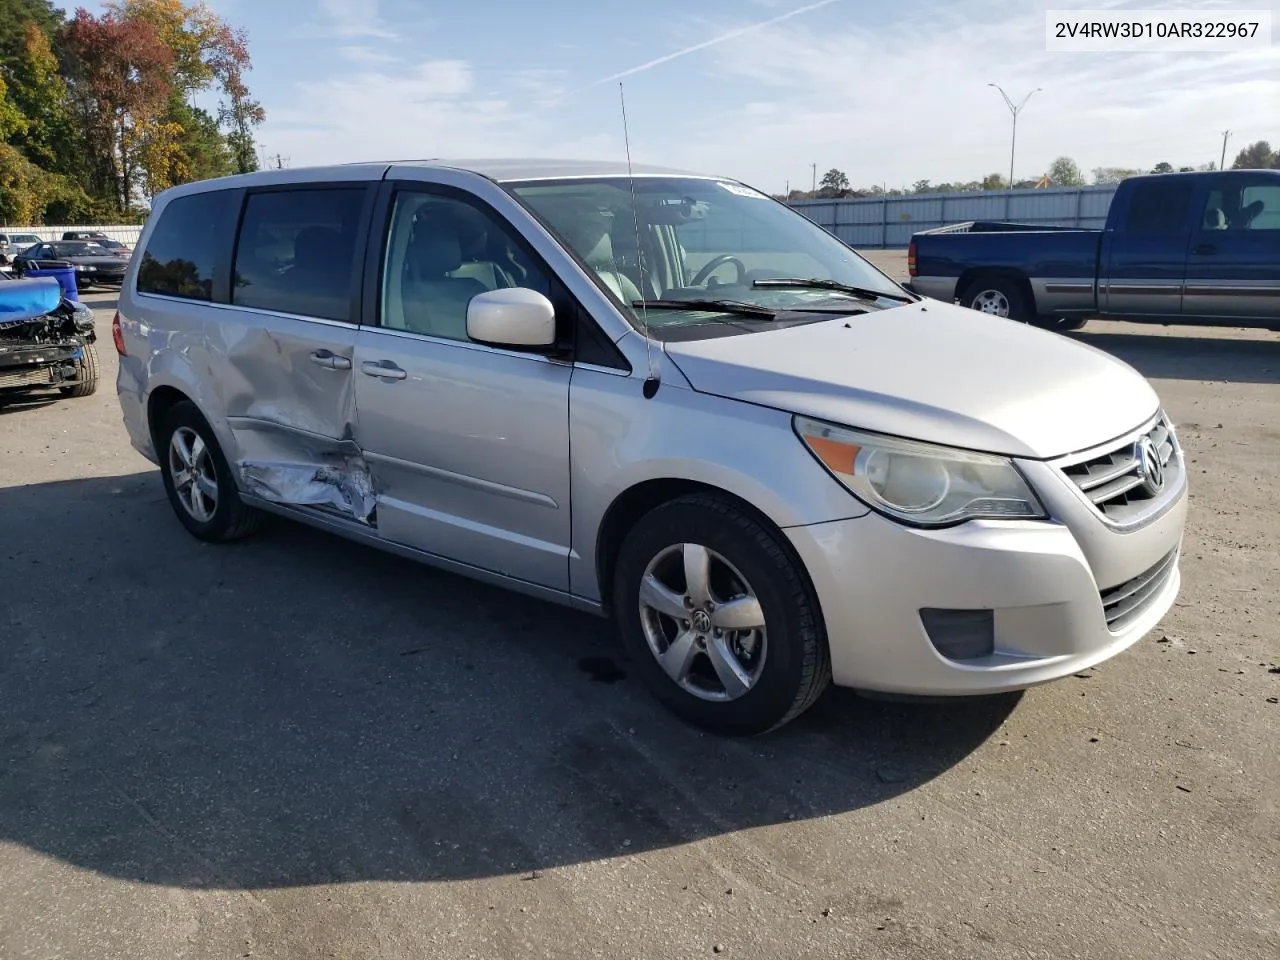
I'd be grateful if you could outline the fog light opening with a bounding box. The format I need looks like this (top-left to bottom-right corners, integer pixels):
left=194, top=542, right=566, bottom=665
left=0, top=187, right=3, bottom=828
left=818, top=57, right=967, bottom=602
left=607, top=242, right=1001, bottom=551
left=920, top=608, right=995, bottom=661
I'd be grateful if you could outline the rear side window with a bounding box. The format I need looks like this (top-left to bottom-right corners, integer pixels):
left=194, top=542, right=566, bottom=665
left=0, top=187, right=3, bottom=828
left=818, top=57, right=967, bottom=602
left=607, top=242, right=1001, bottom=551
left=232, top=188, right=366, bottom=322
left=1123, top=180, right=1194, bottom=234
left=137, top=191, right=228, bottom=301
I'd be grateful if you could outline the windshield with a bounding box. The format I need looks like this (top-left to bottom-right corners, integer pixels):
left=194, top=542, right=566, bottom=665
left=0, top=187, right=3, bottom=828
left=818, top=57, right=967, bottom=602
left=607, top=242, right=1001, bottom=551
left=51, top=242, right=110, bottom=257
left=507, top=176, right=907, bottom=329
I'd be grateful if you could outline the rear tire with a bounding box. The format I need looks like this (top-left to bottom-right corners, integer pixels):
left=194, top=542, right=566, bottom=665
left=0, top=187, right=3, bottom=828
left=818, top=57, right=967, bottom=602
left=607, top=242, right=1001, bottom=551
left=960, top=276, right=1032, bottom=322
left=157, top=400, right=262, bottom=542
left=59, top=342, right=99, bottom=397
left=612, top=493, right=830, bottom=736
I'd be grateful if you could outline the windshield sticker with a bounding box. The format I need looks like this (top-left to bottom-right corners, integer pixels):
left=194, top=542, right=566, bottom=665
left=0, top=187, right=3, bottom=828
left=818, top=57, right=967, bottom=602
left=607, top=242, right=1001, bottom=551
left=716, top=181, right=769, bottom=199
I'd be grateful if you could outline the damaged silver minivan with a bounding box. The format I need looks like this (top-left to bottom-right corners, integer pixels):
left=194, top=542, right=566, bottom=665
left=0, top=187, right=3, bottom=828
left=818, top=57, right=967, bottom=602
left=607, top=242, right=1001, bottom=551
left=116, top=160, right=1186, bottom=735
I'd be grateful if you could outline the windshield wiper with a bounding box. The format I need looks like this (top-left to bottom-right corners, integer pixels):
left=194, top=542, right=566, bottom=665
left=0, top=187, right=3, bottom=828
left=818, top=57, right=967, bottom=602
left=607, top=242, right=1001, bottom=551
left=752, top=277, right=917, bottom=303
left=632, top=298, right=777, bottom=319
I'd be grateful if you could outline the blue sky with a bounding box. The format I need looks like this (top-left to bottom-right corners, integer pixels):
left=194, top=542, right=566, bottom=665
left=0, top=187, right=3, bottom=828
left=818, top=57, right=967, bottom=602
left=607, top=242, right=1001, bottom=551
left=68, top=0, right=1280, bottom=191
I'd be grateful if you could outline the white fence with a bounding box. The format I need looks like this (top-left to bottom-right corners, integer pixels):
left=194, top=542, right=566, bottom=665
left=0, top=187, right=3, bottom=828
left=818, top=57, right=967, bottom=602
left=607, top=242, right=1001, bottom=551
left=2, top=224, right=145, bottom=246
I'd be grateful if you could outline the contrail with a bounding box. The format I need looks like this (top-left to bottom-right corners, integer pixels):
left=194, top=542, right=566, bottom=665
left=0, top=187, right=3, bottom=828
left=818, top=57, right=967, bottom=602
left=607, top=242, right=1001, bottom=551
left=592, top=0, right=843, bottom=85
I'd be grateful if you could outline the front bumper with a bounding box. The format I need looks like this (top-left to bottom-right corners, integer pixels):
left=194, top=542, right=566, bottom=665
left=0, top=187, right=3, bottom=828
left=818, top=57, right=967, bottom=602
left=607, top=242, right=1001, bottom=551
left=786, top=498, right=1184, bottom=696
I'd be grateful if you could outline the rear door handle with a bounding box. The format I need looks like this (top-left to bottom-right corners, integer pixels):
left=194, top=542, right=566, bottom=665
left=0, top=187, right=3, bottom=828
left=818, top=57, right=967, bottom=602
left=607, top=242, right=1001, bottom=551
left=1193, top=243, right=1217, bottom=255
left=360, top=360, right=408, bottom=381
left=310, top=349, right=352, bottom=370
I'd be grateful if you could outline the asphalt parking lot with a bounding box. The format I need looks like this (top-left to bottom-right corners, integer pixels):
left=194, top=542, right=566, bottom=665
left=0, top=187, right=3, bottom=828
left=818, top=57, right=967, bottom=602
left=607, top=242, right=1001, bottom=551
left=2, top=270, right=1277, bottom=960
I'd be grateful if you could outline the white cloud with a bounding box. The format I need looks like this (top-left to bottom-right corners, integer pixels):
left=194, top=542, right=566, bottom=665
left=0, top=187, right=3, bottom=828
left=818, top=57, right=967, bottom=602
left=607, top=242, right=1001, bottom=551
left=664, top=0, right=1280, bottom=191
left=291, top=0, right=397, bottom=40
left=337, top=44, right=399, bottom=65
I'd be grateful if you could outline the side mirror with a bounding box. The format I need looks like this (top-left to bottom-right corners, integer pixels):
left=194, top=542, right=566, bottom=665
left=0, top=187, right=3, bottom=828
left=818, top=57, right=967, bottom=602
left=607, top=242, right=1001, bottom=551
left=466, top=288, right=556, bottom=348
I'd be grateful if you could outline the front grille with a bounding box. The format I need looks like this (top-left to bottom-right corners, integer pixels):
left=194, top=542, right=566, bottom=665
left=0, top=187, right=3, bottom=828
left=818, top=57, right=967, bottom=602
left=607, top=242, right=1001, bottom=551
left=1057, top=414, right=1182, bottom=526
left=1099, top=548, right=1178, bottom=632
left=0, top=366, right=53, bottom=389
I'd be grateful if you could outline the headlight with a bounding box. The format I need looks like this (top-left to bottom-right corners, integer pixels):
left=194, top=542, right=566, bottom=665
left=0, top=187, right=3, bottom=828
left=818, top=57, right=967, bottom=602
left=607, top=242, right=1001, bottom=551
left=794, top=416, right=1047, bottom=527
left=75, top=265, right=86, bottom=272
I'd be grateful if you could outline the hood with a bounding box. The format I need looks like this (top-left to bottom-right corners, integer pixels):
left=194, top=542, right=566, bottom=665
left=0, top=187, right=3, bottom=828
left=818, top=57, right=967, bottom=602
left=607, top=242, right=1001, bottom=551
left=663, top=300, right=1159, bottom=460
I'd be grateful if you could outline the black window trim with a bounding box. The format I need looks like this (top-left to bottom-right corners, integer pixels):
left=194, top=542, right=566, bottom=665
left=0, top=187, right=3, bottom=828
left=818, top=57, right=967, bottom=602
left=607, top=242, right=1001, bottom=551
left=359, top=179, right=630, bottom=371
left=226, top=181, right=377, bottom=324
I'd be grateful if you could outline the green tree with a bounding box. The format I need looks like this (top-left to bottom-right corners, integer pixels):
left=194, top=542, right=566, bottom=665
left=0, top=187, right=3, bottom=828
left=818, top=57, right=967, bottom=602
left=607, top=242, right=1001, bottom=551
left=981, top=172, right=1007, bottom=190
left=1231, top=140, right=1277, bottom=169
left=4, top=24, right=75, bottom=171
left=1047, top=156, right=1085, bottom=186
left=911, top=179, right=931, bottom=193
left=0, top=0, right=62, bottom=65
left=1151, top=161, right=1174, bottom=174
left=817, top=168, right=849, bottom=196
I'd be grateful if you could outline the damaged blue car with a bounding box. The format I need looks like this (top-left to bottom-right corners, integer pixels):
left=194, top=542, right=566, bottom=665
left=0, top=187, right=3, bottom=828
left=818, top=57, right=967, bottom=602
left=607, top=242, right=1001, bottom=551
left=0, top=275, right=100, bottom=398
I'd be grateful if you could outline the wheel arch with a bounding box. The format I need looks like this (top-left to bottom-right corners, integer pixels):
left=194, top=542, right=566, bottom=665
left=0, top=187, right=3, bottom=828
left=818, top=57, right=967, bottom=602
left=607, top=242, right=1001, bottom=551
left=593, top=478, right=824, bottom=625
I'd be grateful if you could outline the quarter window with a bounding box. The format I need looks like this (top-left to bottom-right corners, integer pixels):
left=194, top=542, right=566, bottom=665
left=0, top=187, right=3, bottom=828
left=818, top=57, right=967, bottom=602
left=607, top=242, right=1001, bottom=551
left=137, top=191, right=228, bottom=301
left=381, top=191, right=553, bottom=342
left=232, top=188, right=366, bottom=322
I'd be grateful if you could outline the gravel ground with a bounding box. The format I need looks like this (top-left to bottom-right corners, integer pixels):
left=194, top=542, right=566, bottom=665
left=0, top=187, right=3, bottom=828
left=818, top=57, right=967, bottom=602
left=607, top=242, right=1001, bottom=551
left=1, top=278, right=1276, bottom=960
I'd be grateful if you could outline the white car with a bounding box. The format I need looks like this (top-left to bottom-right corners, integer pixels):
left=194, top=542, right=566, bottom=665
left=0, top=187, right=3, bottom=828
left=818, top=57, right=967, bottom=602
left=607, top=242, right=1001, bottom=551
left=115, top=159, right=1187, bottom=734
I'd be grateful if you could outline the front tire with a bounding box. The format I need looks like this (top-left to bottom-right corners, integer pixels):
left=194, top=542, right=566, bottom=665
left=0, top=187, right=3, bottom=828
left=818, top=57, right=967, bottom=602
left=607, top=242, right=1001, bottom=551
left=59, top=341, right=99, bottom=397
left=157, top=401, right=262, bottom=542
left=612, top=493, right=830, bottom=736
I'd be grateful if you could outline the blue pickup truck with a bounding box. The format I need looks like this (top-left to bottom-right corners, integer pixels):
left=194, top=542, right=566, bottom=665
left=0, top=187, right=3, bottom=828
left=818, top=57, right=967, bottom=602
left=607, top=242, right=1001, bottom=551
left=907, top=169, right=1280, bottom=331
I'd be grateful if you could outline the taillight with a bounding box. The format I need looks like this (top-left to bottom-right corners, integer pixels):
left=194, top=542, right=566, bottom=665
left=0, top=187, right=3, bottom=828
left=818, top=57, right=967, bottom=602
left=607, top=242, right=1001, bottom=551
left=907, top=239, right=918, bottom=278
left=111, top=311, right=126, bottom=356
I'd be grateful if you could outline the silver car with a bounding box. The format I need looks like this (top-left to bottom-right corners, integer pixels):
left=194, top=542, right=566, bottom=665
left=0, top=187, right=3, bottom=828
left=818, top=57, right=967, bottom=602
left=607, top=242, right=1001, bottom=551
left=114, top=160, right=1187, bottom=734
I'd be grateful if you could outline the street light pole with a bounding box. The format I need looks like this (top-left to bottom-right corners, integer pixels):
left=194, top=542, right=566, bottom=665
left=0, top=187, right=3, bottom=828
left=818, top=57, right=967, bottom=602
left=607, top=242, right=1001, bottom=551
left=1220, top=130, right=1231, bottom=170
left=811, top=163, right=817, bottom=194
left=988, top=83, right=1040, bottom=188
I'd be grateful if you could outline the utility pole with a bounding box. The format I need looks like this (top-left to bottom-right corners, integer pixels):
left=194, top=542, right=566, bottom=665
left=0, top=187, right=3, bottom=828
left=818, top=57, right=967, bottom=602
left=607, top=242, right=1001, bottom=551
left=988, top=83, right=1041, bottom=189
left=784, top=179, right=790, bottom=203
left=1220, top=130, right=1231, bottom=171
left=811, top=163, right=817, bottom=194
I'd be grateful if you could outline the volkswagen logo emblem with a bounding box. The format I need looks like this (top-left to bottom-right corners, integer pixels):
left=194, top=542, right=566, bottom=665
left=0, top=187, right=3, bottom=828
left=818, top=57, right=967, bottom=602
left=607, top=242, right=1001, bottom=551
left=1135, top=436, right=1165, bottom=496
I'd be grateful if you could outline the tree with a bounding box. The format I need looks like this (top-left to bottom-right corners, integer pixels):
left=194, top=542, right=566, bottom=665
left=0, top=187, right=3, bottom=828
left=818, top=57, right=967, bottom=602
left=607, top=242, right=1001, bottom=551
left=1232, top=140, right=1277, bottom=170
left=111, top=0, right=264, bottom=176
left=911, top=179, right=932, bottom=194
left=1047, top=156, right=1085, bottom=186
left=817, top=168, right=849, bottom=197
left=63, top=8, right=175, bottom=210
left=1092, top=166, right=1143, bottom=185
left=0, top=0, right=62, bottom=66
left=0, top=74, right=27, bottom=141
left=1151, top=161, right=1174, bottom=174
left=5, top=24, right=74, bottom=172
left=980, top=172, right=1007, bottom=190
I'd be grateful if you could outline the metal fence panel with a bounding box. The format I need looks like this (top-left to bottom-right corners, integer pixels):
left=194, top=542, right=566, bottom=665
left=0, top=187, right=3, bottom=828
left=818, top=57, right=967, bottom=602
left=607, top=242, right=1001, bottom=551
left=792, top=185, right=1118, bottom=247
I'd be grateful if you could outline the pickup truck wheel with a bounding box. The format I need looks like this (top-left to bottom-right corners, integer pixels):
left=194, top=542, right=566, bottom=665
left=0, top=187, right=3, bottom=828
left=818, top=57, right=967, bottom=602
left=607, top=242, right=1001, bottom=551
left=58, top=341, right=99, bottom=398
left=961, top=278, right=1030, bottom=322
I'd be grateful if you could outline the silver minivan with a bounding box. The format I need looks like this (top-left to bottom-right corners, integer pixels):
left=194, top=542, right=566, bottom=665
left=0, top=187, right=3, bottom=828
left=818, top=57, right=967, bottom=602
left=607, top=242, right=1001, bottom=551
left=115, top=159, right=1187, bottom=734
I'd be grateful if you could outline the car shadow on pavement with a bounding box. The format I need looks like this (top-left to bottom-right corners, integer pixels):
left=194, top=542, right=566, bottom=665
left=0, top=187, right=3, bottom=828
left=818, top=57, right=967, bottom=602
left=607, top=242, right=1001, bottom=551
left=0, top=473, right=1017, bottom=890
left=1069, top=329, right=1280, bottom=385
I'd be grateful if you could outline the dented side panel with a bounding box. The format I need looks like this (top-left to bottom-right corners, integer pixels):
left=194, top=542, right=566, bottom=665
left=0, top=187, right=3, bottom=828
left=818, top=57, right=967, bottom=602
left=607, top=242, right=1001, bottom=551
left=202, top=304, right=366, bottom=518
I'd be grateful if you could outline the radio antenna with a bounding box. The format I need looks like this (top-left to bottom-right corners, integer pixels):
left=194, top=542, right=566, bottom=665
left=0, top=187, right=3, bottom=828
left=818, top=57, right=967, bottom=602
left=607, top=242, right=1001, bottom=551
left=620, top=82, right=659, bottom=399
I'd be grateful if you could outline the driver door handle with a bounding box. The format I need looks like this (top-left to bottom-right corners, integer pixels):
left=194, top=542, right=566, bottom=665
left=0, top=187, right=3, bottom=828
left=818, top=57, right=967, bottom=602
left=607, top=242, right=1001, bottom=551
left=361, top=359, right=408, bottom=381
left=309, top=349, right=352, bottom=370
